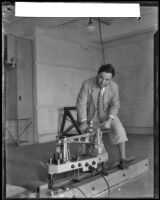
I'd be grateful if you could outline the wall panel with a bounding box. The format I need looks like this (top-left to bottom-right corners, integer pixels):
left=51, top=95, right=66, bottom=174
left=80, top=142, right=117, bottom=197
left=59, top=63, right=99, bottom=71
left=35, top=28, right=99, bottom=142
left=104, top=31, right=154, bottom=134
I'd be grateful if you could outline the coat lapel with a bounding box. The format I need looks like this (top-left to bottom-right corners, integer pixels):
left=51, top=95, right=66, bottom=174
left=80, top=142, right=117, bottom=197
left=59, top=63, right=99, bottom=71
left=103, top=86, right=110, bottom=105
left=91, top=86, right=99, bottom=108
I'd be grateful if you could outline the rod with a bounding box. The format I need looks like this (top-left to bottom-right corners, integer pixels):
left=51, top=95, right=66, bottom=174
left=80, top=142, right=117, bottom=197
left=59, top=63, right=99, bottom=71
left=2, top=33, right=7, bottom=198
left=98, top=18, right=105, bottom=65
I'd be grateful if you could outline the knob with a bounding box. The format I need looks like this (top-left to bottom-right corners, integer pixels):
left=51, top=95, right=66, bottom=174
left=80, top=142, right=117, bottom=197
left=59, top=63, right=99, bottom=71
left=92, top=161, right=96, bottom=165
left=78, top=163, right=82, bottom=167
left=85, top=163, right=89, bottom=167
left=71, top=164, right=75, bottom=168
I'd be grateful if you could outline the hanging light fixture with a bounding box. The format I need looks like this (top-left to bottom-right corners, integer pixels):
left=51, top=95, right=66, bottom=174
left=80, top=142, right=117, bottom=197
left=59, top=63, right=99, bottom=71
left=87, top=17, right=96, bottom=32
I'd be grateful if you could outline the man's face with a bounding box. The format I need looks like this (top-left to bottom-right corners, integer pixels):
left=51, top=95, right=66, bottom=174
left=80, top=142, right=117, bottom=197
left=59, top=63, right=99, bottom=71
left=97, top=72, right=112, bottom=88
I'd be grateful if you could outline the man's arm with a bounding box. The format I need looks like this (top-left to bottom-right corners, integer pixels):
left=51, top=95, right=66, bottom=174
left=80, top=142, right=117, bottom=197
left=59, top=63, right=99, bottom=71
left=76, top=81, right=88, bottom=123
left=102, top=84, right=120, bottom=129
left=108, top=84, right=120, bottom=118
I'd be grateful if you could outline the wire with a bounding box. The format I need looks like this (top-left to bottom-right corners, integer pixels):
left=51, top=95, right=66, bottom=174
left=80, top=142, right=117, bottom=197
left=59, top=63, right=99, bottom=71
left=69, top=185, right=88, bottom=198
left=100, top=173, right=110, bottom=197
left=90, top=165, right=110, bottom=197
left=61, top=166, right=110, bottom=198
left=39, top=160, right=47, bottom=169
left=98, top=18, right=106, bottom=65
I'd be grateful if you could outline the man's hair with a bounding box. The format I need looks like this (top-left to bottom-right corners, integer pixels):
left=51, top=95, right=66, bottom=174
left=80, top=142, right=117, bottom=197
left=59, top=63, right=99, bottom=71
left=98, top=64, right=116, bottom=77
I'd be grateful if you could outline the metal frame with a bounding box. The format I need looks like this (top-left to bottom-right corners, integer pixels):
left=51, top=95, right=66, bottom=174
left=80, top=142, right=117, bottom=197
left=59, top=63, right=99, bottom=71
left=60, top=107, right=82, bottom=136
left=6, top=118, right=32, bottom=145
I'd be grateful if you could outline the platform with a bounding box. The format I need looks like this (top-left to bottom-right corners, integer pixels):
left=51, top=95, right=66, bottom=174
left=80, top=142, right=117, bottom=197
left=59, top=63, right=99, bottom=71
left=8, top=158, right=149, bottom=198
left=6, top=184, right=26, bottom=197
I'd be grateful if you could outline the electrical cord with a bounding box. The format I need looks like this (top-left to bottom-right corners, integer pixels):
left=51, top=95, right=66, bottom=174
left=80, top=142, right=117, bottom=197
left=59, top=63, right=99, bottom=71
left=58, top=165, right=110, bottom=198
left=98, top=18, right=105, bottom=65
left=69, top=185, right=88, bottom=198
left=89, top=165, right=110, bottom=197
left=100, top=172, right=110, bottom=197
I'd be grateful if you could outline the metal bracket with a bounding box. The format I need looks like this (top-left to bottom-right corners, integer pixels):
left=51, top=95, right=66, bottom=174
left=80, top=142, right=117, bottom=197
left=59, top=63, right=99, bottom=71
left=60, top=107, right=82, bottom=136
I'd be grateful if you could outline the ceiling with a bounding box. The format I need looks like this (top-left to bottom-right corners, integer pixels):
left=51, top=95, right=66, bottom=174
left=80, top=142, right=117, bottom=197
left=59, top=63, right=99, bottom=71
left=2, top=3, right=158, bottom=44
left=2, top=3, right=155, bottom=28
left=2, top=5, right=129, bottom=29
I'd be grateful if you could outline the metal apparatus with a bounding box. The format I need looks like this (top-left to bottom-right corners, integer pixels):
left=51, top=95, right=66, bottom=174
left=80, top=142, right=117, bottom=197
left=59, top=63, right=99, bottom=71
left=47, top=118, right=109, bottom=189
left=6, top=107, right=149, bottom=198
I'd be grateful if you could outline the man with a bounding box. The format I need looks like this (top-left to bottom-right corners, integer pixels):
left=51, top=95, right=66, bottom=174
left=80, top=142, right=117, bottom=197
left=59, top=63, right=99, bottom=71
left=76, top=64, right=128, bottom=169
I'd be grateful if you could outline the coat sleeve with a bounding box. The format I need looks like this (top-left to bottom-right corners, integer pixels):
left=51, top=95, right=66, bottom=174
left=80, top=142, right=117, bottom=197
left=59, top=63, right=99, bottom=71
left=76, top=81, right=88, bottom=123
left=108, top=84, right=120, bottom=117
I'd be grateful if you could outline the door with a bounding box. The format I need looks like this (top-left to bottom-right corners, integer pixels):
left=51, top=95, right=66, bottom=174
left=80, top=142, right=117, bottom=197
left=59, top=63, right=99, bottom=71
left=5, top=35, right=35, bottom=145
left=16, top=37, right=34, bottom=145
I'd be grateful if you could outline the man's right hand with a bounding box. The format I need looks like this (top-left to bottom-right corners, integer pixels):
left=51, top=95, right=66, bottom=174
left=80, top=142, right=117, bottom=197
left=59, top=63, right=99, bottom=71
left=79, top=121, right=88, bottom=134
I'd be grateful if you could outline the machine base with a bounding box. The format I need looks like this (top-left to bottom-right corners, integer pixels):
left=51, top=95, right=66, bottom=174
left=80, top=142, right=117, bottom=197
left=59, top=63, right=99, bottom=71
left=9, top=158, right=149, bottom=198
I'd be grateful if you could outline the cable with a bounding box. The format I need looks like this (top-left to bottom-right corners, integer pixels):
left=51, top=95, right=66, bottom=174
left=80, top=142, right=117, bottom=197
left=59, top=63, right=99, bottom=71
left=39, top=160, right=47, bottom=169
left=89, top=165, right=110, bottom=197
left=100, top=172, right=110, bottom=197
left=69, top=185, right=88, bottom=198
left=61, top=166, right=110, bottom=198
left=98, top=18, right=106, bottom=65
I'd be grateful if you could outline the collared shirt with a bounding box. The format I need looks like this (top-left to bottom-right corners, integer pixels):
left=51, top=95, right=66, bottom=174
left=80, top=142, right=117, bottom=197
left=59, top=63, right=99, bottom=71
left=80, top=86, right=115, bottom=123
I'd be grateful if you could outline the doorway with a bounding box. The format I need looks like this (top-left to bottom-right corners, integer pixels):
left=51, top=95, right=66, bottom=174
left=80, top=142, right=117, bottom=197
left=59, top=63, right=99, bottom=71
left=5, top=35, right=36, bottom=145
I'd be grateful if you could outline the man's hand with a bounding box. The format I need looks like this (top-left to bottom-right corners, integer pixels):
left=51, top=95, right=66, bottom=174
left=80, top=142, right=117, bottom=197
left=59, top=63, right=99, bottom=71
left=102, top=118, right=112, bottom=130
left=79, top=121, right=88, bottom=134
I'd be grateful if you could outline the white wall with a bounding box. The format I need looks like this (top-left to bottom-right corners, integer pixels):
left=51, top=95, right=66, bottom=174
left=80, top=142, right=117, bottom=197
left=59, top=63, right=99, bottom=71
left=105, top=31, right=155, bottom=135
left=102, top=7, right=158, bottom=135
left=35, top=27, right=101, bottom=143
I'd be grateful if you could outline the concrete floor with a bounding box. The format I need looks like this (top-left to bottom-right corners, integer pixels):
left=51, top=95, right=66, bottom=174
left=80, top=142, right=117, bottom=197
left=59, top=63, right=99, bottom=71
left=5, top=134, right=154, bottom=198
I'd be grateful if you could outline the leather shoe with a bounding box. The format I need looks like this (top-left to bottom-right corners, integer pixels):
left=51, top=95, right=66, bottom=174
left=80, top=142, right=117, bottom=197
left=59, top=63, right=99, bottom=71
left=118, top=159, right=129, bottom=170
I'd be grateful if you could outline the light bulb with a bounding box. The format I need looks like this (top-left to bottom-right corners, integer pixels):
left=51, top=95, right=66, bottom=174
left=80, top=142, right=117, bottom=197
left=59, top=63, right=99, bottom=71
left=87, top=24, right=96, bottom=32
left=87, top=18, right=96, bottom=32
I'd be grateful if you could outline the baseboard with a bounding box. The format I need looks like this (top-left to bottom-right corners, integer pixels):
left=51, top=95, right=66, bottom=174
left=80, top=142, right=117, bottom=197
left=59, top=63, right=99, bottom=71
left=38, top=132, right=57, bottom=143
left=125, top=127, right=153, bottom=135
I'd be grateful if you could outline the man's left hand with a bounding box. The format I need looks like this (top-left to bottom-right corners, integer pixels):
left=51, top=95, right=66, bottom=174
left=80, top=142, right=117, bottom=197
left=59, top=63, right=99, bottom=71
left=102, top=119, right=112, bottom=129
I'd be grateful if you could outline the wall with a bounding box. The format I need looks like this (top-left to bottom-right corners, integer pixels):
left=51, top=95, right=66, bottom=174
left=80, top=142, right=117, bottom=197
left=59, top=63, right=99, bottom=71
left=5, top=7, right=157, bottom=143
left=104, top=30, right=155, bottom=135
left=101, top=7, right=158, bottom=135
left=35, top=27, right=101, bottom=143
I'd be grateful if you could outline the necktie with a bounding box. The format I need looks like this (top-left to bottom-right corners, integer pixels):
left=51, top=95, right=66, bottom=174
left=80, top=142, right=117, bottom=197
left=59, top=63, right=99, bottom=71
left=97, top=88, right=104, bottom=120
